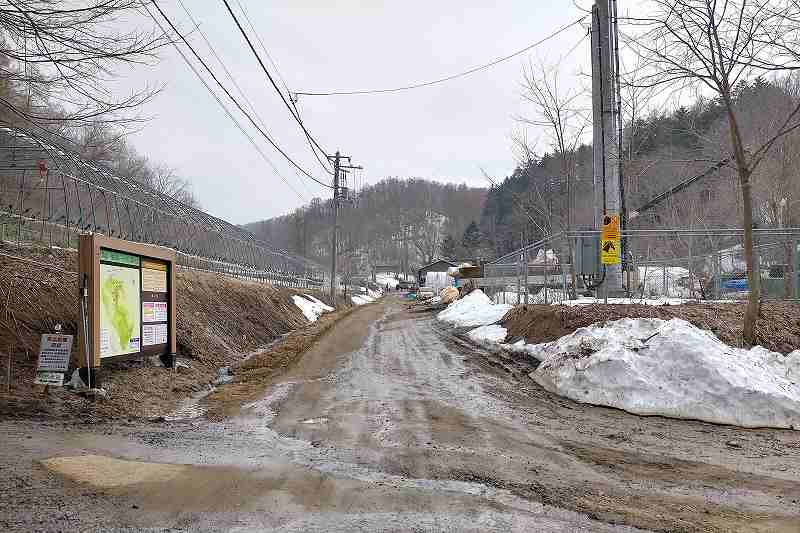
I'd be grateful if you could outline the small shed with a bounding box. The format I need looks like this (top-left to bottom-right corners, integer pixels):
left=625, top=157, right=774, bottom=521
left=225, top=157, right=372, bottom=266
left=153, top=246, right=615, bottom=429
left=417, top=259, right=456, bottom=287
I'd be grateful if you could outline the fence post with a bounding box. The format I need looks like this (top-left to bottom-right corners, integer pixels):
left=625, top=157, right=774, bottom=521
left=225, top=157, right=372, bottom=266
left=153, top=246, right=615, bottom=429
left=523, top=245, right=529, bottom=305
left=793, top=238, right=799, bottom=300
left=688, top=235, right=694, bottom=300
left=544, top=250, right=549, bottom=305
left=663, top=264, right=667, bottom=298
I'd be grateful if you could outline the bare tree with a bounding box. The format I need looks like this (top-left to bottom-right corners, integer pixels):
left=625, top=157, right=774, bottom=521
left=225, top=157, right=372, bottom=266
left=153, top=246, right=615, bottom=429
left=0, top=0, right=169, bottom=127
left=411, top=210, right=447, bottom=265
left=628, top=0, right=800, bottom=343
left=518, top=59, right=588, bottom=296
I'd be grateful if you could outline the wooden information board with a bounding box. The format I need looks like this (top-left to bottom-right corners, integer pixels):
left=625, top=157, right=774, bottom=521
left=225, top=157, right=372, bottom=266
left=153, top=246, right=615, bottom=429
left=77, top=235, right=176, bottom=376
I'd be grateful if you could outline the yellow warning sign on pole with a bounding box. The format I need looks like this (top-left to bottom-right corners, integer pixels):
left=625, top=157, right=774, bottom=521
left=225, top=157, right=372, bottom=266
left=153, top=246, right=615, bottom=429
left=600, top=238, right=620, bottom=264
left=600, top=214, right=620, bottom=265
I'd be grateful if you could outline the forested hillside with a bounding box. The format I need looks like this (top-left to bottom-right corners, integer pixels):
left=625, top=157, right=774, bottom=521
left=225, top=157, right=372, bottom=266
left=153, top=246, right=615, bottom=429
left=246, top=178, right=486, bottom=272
left=481, top=76, right=800, bottom=258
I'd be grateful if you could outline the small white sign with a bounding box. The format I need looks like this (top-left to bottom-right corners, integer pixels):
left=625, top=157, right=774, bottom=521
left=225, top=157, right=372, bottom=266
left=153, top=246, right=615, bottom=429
left=34, top=370, right=65, bottom=386
left=142, top=323, right=168, bottom=346
left=37, top=334, right=73, bottom=372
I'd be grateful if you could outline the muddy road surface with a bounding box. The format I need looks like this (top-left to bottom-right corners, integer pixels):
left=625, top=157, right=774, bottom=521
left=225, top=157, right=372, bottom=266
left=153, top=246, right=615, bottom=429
left=3, top=296, right=800, bottom=532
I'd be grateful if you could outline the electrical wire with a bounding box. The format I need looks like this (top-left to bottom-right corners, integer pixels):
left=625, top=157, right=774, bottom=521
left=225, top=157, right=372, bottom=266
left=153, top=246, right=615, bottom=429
left=143, top=3, right=307, bottom=201
left=149, top=0, right=332, bottom=190
left=232, top=0, right=333, bottom=175
left=295, top=15, right=587, bottom=97
left=174, top=0, right=295, bottom=164
left=220, top=0, right=332, bottom=167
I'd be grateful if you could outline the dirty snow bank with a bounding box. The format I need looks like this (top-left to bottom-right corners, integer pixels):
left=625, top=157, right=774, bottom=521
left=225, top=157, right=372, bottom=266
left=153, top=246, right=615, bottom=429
left=292, top=295, right=334, bottom=322
left=467, top=324, right=508, bottom=343
left=437, top=289, right=513, bottom=328
left=526, top=317, right=800, bottom=429
left=351, top=295, right=370, bottom=305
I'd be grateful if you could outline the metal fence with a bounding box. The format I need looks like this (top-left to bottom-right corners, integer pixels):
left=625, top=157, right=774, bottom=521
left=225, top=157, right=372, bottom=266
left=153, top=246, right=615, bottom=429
left=482, top=227, right=800, bottom=304
left=0, top=125, right=326, bottom=287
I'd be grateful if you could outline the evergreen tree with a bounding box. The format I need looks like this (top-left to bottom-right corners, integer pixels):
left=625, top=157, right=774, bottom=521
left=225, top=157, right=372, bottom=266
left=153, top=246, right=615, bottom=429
left=440, top=234, right=457, bottom=259
left=461, top=221, right=482, bottom=256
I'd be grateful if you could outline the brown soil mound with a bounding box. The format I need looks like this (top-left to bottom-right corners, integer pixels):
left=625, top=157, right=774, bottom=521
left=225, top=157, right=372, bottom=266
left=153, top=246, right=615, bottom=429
left=502, top=301, right=800, bottom=354
left=0, top=243, right=338, bottom=419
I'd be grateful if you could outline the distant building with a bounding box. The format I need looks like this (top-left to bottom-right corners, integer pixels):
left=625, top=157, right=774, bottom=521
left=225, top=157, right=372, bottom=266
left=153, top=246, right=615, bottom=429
left=416, top=259, right=456, bottom=287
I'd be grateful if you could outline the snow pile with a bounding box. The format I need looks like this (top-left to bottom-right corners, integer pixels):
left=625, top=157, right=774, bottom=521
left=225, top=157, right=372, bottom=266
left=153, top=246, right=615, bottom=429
left=425, top=271, right=451, bottom=293
left=292, top=295, right=333, bottom=322
left=304, top=294, right=334, bottom=309
left=351, top=294, right=374, bottom=305
left=528, top=317, right=800, bottom=429
left=468, top=324, right=508, bottom=343
left=638, top=266, right=691, bottom=298
left=367, top=287, right=383, bottom=299
left=437, top=289, right=512, bottom=328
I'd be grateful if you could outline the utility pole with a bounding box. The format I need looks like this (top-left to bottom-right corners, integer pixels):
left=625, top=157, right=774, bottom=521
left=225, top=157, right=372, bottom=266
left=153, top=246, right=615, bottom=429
left=329, top=151, right=341, bottom=303
left=328, top=151, right=362, bottom=304
left=404, top=224, right=410, bottom=282
left=591, top=0, right=624, bottom=294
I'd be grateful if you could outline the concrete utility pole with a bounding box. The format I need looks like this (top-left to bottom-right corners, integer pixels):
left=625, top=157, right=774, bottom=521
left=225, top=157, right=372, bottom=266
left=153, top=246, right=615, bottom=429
left=329, top=151, right=341, bottom=303
left=591, top=0, right=624, bottom=293
left=404, top=224, right=410, bottom=282
left=328, top=151, right=362, bottom=304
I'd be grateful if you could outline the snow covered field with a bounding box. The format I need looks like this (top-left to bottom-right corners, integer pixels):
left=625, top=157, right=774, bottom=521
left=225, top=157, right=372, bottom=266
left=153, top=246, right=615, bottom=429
left=436, top=288, right=800, bottom=429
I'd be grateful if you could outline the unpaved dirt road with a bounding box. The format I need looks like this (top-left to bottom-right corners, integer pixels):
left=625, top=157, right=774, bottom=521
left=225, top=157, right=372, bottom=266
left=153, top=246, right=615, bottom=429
left=3, top=296, right=800, bottom=532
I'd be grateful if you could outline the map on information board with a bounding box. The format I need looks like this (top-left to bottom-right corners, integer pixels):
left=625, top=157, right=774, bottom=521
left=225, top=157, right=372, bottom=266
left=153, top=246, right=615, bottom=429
left=100, top=263, right=141, bottom=357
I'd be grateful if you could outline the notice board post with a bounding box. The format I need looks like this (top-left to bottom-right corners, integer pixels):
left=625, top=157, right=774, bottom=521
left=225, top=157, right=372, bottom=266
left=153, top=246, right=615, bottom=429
left=77, top=234, right=177, bottom=387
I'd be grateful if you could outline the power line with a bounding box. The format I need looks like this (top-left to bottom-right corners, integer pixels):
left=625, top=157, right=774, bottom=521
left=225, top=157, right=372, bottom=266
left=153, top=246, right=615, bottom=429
left=295, top=15, right=587, bottom=97
left=175, top=1, right=283, bottom=155
left=149, top=0, right=332, bottom=190
left=231, top=0, right=333, bottom=175
left=233, top=0, right=291, bottom=101
left=220, top=0, right=332, bottom=168
left=143, top=3, right=307, bottom=201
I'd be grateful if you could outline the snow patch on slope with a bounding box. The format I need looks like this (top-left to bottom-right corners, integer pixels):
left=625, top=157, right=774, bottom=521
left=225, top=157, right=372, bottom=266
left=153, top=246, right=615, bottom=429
left=292, top=295, right=334, bottom=322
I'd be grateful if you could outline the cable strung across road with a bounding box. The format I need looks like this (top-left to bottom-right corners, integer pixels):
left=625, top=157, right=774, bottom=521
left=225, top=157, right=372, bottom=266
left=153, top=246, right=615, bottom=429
left=294, top=15, right=588, bottom=97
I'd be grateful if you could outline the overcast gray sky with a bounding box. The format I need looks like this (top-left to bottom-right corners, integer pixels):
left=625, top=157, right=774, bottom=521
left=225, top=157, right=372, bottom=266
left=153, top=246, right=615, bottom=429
left=122, top=1, right=594, bottom=225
